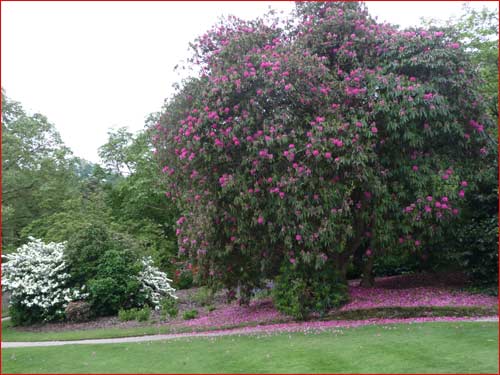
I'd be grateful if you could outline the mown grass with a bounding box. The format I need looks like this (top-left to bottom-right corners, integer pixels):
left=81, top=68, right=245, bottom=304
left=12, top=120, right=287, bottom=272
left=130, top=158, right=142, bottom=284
left=2, top=322, right=498, bottom=374
left=2, top=305, right=495, bottom=342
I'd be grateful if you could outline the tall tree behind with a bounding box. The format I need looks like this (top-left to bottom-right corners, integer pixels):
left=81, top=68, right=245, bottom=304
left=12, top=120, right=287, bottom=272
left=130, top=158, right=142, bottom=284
left=2, top=90, right=80, bottom=251
left=98, top=119, right=178, bottom=271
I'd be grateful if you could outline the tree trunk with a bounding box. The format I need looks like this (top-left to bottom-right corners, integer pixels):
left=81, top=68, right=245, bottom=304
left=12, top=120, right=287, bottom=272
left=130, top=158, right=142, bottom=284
left=360, top=254, right=375, bottom=287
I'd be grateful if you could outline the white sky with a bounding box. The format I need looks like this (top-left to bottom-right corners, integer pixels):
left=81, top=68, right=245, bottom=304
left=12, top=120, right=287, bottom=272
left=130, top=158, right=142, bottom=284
left=2, top=1, right=498, bottom=163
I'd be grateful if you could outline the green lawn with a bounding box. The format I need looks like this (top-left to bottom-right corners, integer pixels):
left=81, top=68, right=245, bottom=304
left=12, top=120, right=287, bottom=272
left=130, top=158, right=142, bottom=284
left=2, top=305, right=495, bottom=342
left=2, top=322, right=498, bottom=374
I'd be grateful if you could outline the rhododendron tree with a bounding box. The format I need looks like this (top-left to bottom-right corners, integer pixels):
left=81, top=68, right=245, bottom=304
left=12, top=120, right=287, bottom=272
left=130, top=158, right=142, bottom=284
left=154, top=3, right=492, bottom=313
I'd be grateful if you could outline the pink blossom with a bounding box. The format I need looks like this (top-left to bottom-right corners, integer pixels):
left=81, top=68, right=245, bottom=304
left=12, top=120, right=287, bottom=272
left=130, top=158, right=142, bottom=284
left=458, top=190, right=465, bottom=198
left=257, top=216, right=264, bottom=224
left=325, top=152, right=332, bottom=159
left=412, top=165, right=419, bottom=171
left=461, top=181, right=468, bottom=187
left=371, top=127, right=378, bottom=134
left=295, top=234, right=302, bottom=241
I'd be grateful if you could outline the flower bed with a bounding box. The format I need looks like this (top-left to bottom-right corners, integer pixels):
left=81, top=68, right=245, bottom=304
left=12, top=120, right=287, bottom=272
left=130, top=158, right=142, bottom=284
left=171, top=273, right=497, bottom=330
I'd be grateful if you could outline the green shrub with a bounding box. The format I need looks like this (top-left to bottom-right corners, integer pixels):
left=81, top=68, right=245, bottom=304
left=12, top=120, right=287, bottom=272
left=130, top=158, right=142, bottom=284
left=273, top=262, right=349, bottom=320
left=192, top=287, right=214, bottom=306
left=160, top=297, right=178, bottom=319
left=182, top=309, right=198, bottom=320
left=206, top=305, right=216, bottom=312
left=118, top=308, right=138, bottom=322
left=64, top=223, right=147, bottom=317
left=87, top=249, right=143, bottom=316
left=136, top=306, right=151, bottom=322
left=9, top=303, right=48, bottom=326
left=118, top=306, right=151, bottom=322
left=64, top=223, right=116, bottom=286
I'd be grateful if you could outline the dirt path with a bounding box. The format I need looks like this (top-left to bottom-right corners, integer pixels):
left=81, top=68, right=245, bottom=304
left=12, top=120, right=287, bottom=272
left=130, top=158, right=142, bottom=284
left=2, top=316, right=497, bottom=348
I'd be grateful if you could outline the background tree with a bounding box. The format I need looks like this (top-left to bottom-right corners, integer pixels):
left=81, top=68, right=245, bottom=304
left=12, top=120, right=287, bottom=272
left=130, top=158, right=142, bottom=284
left=2, top=91, right=80, bottom=252
left=2, top=91, right=179, bottom=287
left=99, top=122, right=179, bottom=274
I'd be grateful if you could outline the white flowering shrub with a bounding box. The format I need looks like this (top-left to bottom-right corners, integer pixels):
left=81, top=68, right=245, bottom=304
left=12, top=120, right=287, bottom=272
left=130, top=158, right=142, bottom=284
left=1, top=238, right=87, bottom=324
left=137, top=256, right=177, bottom=309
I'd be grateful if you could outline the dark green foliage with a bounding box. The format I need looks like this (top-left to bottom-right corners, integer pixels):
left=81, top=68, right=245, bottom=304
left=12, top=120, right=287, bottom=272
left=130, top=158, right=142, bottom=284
left=373, top=252, right=421, bottom=277
left=8, top=303, right=46, bottom=326
left=175, top=269, right=194, bottom=290
left=448, top=170, right=497, bottom=288
left=87, top=250, right=143, bottom=316
left=64, top=223, right=145, bottom=316
left=419, top=5, right=498, bottom=290
left=65, top=223, right=116, bottom=286
left=273, top=262, right=349, bottom=320
left=182, top=309, right=199, bottom=320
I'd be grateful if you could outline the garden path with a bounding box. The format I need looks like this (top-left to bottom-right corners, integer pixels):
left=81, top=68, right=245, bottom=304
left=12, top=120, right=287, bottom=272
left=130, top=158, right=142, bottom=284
left=3, top=316, right=497, bottom=348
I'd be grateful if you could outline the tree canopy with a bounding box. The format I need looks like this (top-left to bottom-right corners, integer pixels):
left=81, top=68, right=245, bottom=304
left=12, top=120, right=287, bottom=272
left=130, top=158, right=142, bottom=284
left=155, top=2, right=494, bottom=312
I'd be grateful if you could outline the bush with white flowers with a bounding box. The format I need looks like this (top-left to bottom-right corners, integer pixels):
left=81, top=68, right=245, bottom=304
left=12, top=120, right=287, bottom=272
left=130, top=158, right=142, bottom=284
left=138, top=256, right=177, bottom=309
left=1, top=238, right=87, bottom=324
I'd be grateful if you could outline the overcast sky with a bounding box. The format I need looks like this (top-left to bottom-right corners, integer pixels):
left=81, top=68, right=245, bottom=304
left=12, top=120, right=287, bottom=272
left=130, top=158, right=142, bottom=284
left=2, top=1, right=498, bottom=163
